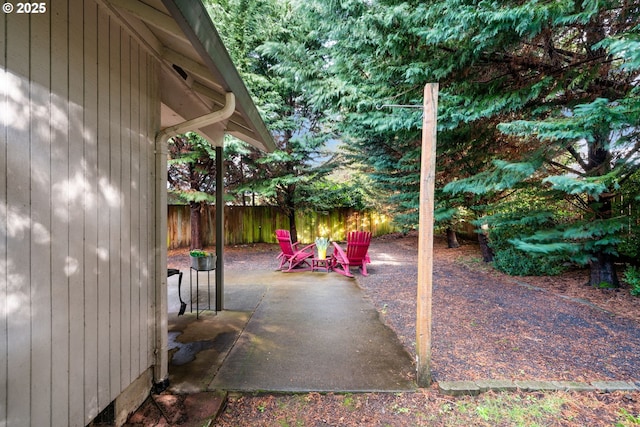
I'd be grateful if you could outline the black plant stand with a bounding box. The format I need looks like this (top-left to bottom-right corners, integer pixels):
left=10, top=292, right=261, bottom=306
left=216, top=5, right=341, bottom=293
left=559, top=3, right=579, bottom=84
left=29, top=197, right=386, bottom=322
left=189, top=265, right=216, bottom=318
left=168, top=269, right=186, bottom=315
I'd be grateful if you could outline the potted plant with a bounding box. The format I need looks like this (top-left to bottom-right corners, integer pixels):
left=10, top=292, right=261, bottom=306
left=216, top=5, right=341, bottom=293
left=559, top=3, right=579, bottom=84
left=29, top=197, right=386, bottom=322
left=189, top=249, right=216, bottom=271
left=315, top=237, right=330, bottom=260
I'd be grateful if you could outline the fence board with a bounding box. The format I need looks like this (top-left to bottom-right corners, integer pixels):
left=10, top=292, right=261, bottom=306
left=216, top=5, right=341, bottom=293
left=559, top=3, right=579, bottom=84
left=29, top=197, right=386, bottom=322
left=167, top=205, right=398, bottom=248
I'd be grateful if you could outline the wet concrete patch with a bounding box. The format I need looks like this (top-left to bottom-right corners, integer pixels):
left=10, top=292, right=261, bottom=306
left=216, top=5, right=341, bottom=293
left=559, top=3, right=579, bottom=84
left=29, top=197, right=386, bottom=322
left=169, top=332, right=215, bottom=366
left=169, top=331, right=237, bottom=366
left=166, top=311, right=251, bottom=394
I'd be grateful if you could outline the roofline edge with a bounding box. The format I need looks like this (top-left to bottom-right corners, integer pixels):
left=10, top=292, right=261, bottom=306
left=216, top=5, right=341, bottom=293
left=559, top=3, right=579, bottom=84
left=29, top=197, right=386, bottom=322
left=161, top=0, right=276, bottom=152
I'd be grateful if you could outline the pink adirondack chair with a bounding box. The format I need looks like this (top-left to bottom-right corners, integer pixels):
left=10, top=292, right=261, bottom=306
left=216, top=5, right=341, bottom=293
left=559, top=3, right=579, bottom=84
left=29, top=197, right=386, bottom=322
left=275, top=229, right=315, bottom=272
left=331, top=231, right=372, bottom=277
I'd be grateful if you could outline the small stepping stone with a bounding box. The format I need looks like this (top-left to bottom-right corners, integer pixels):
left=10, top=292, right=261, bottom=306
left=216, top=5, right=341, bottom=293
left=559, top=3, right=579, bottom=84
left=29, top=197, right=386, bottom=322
left=514, top=381, right=559, bottom=391
left=591, top=381, right=638, bottom=392
left=552, top=381, right=596, bottom=392
left=438, top=381, right=480, bottom=396
left=475, top=380, right=517, bottom=392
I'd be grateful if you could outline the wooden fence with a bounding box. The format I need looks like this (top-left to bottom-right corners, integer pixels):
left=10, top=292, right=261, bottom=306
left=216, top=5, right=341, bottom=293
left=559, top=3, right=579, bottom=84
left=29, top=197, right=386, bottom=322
left=167, top=205, right=399, bottom=248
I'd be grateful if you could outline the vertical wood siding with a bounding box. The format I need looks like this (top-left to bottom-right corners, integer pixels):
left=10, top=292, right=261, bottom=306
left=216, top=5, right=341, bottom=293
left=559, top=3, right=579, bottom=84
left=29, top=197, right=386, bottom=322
left=4, top=7, right=31, bottom=426
left=1, top=2, right=159, bottom=425
left=0, top=9, right=6, bottom=425
left=0, top=10, right=6, bottom=424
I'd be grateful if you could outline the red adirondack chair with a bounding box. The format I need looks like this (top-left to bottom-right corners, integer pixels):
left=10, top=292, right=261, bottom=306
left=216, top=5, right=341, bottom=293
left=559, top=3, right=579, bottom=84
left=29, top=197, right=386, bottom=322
left=331, top=231, right=372, bottom=277
left=275, top=229, right=315, bottom=272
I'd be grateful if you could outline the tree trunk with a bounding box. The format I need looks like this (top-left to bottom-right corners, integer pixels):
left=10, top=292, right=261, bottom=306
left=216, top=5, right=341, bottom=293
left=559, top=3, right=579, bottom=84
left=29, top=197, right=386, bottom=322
left=288, top=210, right=298, bottom=243
left=446, top=227, right=460, bottom=248
left=587, top=195, right=619, bottom=287
left=478, top=232, right=494, bottom=262
left=584, top=137, right=618, bottom=287
left=285, top=180, right=298, bottom=242
left=190, top=201, right=203, bottom=250
left=589, top=252, right=619, bottom=288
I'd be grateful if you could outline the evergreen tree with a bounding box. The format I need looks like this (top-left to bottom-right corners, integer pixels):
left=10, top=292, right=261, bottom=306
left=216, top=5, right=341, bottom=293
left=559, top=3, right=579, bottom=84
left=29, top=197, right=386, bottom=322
left=430, top=2, right=640, bottom=286
left=299, top=1, right=429, bottom=230
left=167, top=133, right=218, bottom=250
left=208, top=0, right=339, bottom=242
left=303, top=0, right=639, bottom=286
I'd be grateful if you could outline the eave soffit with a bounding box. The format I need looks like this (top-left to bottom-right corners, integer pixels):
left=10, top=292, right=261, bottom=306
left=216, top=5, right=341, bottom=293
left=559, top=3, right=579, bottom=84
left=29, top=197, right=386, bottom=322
left=103, top=0, right=275, bottom=152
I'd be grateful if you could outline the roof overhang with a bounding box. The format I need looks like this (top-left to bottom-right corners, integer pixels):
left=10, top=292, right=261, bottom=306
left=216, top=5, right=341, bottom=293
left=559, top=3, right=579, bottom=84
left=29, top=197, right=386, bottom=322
left=104, top=0, right=275, bottom=152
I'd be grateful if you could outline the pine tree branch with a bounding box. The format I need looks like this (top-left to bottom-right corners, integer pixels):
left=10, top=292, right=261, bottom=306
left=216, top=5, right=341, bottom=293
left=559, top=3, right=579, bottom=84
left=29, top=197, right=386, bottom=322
left=566, top=194, right=591, bottom=214
left=525, top=42, right=578, bottom=61
left=482, top=50, right=621, bottom=91
left=566, top=145, right=589, bottom=170
left=545, top=159, right=586, bottom=177
left=621, top=139, right=640, bottom=167
left=616, top=141, right=640, bottom=187
left=385, top=84, right=424, bottom=102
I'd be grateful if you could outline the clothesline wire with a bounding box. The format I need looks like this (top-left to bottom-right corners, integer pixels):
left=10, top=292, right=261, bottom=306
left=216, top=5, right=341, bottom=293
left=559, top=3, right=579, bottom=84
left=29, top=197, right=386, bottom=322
left=375, top=104, right=423, bottom=110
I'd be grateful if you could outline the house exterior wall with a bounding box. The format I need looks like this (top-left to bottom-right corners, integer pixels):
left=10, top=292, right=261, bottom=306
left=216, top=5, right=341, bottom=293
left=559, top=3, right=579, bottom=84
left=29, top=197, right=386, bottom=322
left=1, top=2, right=160, bottom=425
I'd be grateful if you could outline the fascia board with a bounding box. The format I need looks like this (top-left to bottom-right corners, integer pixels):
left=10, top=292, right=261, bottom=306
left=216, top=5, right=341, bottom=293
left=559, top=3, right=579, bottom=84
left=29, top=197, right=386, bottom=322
left=161, top=0, right=276, bottom=153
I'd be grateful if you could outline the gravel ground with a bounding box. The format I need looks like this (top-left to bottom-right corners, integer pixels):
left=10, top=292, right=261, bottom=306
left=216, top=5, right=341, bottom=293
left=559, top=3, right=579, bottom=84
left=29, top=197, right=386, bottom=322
left=171, top=232, right=640, bottom=383
left=166, top=233, right=640, bottom=426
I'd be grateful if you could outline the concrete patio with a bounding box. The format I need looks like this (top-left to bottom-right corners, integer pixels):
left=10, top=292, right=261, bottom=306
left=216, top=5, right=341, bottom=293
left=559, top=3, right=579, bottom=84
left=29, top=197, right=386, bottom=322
left=124, top=267, right=415, bottom=425
left=166, top=268, right=415, bottom=393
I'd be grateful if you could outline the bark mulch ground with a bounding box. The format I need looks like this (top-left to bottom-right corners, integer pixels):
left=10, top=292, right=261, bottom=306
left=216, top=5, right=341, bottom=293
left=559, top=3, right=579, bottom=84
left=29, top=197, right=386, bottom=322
left=166, top=233, right=640, bottom=426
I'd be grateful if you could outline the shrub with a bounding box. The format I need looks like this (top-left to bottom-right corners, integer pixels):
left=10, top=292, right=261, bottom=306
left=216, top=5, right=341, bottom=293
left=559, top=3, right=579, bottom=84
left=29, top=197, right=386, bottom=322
left=493, top=247, right=566, bottom=276
left=618, top=228, right=640, bottom=260
left=623, top=266, right=640, bottom=297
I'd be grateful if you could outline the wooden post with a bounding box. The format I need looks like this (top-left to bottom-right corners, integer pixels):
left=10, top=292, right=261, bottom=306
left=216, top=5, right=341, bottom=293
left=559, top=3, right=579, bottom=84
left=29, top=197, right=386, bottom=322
left=216, top=145, right=224, bottom=311
left=416, top=83, right=438, bottom=387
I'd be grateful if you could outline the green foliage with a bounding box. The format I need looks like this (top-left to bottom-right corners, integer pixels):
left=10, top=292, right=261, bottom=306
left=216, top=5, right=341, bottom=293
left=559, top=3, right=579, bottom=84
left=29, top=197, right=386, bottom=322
left=469, top=188, right=574, bottom=275
left=618, top=229, right=640, bottom=260
left=616, top=170, right=640, bottom=260
left=598, top=28, right=640, bottom=73
left=189, top=250, right=209, bottom=257
left=445, top=159, right=540, bottom=196
left=483, top=209, right=568, bottom=276
left=510, top=217, right=627, bottom=265
left=167, top=132, right=219, bottom=202
left=322, top=0, right=639, bottom=285
left=623, top=266, right=640, bottom=297
left=494, top=247, right=566, bottom=276
left=314, top=237, right=330, bottom=251
left=298, top=177, right=373, bottom=212
left=203, top=0, right=344, bottom=241
left=617, top=407, right=640, bottom=426
left=542, top=176, right=609, bottom=201
left=472, top=393, right=565, bottom=425
left=168, top=190, right=216, bottom=204
left=201, top=0, right=640, bottom=288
